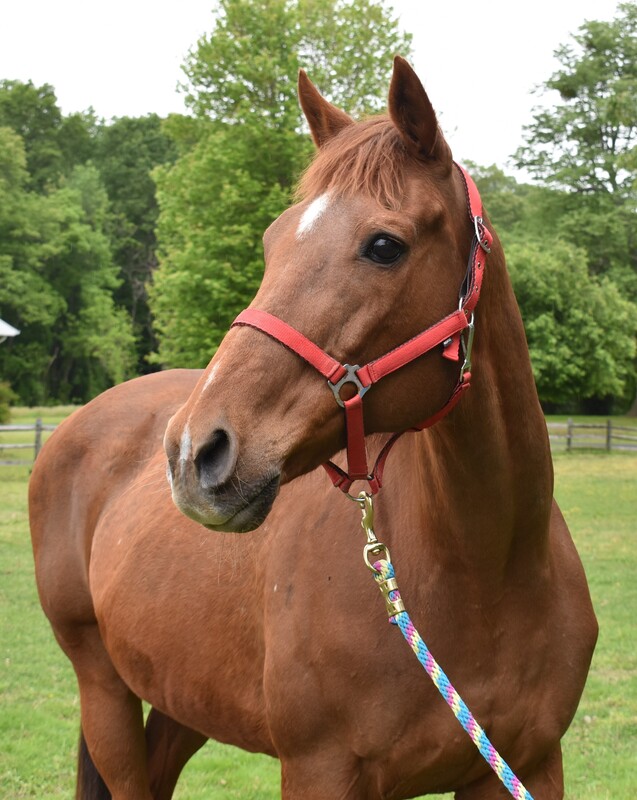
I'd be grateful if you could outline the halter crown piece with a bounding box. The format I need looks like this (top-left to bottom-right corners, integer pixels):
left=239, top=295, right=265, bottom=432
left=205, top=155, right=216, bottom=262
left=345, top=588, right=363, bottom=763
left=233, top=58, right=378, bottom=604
left=231, top=163, right=492, bottom=496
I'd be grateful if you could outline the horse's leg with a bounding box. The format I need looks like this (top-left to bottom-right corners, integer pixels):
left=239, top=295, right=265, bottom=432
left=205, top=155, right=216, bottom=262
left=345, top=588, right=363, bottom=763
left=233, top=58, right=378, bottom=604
left=145, top=708, right=208, bottom=800
left=77, top=731, right=110, bottom=800
left=454, top=744, right=564, bottom=800
left=60, top=623, right=152, bottom=800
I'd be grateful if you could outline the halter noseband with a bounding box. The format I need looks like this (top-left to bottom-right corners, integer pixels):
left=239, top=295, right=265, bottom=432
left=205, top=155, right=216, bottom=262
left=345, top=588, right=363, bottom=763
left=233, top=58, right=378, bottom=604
left=231, top=163, right=492, bottom=496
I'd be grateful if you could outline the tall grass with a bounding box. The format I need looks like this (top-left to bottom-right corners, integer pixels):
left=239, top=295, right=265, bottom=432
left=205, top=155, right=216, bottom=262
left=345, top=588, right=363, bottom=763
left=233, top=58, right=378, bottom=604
left=1, top=408, right=635, bottom=798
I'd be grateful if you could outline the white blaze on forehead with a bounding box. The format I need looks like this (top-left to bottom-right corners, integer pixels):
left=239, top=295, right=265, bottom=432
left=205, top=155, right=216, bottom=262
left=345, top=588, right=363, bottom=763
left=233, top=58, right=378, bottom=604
left=296, top=192, right=331, bottom=238
left=179, top=423, right=192, bottom=463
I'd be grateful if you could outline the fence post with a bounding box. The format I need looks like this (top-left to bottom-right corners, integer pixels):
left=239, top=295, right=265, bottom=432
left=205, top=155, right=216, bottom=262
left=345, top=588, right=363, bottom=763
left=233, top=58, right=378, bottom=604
left=566, top=418, right=573, bottom=452
left=34, top=417, right=43, bottom=460
left=606, top=418, right=612, bottom=452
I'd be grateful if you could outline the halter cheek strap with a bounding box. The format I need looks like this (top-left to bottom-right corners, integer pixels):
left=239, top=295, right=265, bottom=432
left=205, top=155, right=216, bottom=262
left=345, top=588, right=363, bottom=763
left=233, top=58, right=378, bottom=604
left=231, top=163, right=491, bottom=496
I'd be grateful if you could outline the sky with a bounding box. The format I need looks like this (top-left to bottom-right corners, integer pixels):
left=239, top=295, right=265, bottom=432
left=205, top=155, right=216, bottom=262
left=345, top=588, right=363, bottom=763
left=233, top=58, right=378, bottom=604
left=0, top=0, right=622, bottom=172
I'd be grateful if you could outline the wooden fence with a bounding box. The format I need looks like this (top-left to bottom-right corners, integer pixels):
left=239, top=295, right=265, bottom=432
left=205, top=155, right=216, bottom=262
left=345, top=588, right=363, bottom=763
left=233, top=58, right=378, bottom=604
left=547, top=419, right=637, bottom=452
left=0, top=419, right=57, bottom=465
left=1, top=419, right=636, bottom=466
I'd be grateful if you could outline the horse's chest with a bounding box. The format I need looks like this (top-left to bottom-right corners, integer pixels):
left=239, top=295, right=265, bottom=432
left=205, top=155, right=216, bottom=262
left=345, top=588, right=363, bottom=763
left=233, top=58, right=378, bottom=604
left=261, top=560, right=555, bottom=793
left=89, top=510, right=274, bottom=751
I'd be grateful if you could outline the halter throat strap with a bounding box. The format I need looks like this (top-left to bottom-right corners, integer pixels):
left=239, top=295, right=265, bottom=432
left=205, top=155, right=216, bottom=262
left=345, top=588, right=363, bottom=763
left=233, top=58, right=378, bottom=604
left=231, top=163, right=491, bottom=495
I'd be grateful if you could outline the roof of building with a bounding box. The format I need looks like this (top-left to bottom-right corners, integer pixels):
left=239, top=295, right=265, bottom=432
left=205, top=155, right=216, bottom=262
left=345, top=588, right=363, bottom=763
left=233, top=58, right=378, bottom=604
left=0, top=318, right=20, bottom=338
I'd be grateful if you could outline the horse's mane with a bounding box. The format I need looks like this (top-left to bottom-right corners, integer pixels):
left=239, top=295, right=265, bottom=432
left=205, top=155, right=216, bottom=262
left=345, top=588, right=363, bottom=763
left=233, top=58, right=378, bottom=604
left=296, top=116, right=409, bottom=211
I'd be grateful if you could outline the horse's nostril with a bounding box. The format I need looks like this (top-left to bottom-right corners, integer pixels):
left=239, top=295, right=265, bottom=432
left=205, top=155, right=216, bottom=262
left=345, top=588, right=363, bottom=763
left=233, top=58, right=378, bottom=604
left=195, top=429, right=234, bottom=490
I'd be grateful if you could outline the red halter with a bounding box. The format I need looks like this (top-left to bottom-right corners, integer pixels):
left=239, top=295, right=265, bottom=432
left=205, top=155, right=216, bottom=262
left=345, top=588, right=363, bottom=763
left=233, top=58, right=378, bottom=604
left=231, top=163, right=492, bottom=496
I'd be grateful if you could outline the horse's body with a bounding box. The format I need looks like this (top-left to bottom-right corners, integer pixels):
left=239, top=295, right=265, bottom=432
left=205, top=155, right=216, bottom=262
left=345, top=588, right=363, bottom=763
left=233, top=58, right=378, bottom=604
left=29, top=59, right=597, bottom=799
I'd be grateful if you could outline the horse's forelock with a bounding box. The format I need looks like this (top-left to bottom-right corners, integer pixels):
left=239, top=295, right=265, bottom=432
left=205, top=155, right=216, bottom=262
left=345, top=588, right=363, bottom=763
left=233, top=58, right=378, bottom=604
left=296, top=116, right=409, bottom=211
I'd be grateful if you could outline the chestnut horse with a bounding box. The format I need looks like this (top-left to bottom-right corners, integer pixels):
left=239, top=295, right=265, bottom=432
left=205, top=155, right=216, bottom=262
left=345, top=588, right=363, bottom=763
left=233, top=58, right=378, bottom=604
left=29, top=58, right=597, bottom=799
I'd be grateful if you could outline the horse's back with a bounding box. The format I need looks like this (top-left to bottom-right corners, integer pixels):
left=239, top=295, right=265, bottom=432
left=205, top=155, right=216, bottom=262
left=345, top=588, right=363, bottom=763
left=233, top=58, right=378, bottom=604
left=29, top=369, right=201, bottom=629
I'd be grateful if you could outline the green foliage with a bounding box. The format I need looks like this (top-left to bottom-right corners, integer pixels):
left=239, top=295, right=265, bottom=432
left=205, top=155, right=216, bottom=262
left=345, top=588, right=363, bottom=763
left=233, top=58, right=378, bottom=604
left=507, top=3, right=637, bottom=411
left=512, top=0, right=637, bottom=326
left=0, top=82, right=99, bottom=195
left=92, top=115, right=178, bottom=370
left=58, top=109, right=99, bottom=176
left=0, top=381, right=17, bottom=423
left=505, top=235, right=637, bottom=407
left=515, top=1, right=637, bottom=199
left=183, top=0, right=412, bottom=122
left=151, top=128, right=289, bottom=366
left=0, top=149, right=136, bottom=404
left=183, top=0, right=304, bottom=127
left=151, top=0, right=411, bottom=368
left=295, top=0, right=413, bottom=115
left=0, top=2, right=632, bottom=411
left=0, top=80, right=65, bottom=191
left=0, top=80, right=174, bottom=401
left=461, top=163, right=528, bottom=231
left=469, top=4, right=637, bottom=411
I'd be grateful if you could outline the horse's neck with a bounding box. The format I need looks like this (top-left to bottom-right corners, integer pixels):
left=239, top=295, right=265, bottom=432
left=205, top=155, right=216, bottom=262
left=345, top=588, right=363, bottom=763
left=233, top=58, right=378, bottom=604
left=401, top=243, right=553, bottom=577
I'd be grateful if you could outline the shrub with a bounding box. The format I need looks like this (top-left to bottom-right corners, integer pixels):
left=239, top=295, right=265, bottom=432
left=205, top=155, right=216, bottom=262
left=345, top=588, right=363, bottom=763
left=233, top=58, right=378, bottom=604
left=0, top=381, right=17, bottom=423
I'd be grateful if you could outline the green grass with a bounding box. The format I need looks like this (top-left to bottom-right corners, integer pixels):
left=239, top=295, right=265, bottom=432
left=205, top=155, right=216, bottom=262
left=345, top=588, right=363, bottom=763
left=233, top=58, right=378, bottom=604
left=0, top=406, right=77, bottom=465
left=1, top=408, right=636, bottom=798
left=7, top=405, right=79, bottom=426
left=544, top=415, right=637, bottom=426
left=551, top=453, right=637, bottom=798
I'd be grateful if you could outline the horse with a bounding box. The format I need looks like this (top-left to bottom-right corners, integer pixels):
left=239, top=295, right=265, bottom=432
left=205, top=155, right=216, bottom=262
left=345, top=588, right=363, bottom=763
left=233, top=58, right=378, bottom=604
left=29, top=56, right=597, bottom=799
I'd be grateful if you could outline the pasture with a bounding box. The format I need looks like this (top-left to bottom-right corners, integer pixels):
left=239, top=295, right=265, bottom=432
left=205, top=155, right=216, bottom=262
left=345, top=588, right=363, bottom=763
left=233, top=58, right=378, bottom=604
left=1, top=408, right=635, bottom=798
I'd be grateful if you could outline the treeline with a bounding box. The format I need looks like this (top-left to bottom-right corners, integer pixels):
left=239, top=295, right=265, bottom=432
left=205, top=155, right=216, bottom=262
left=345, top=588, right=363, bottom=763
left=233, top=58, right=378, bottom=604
left=0, top=0, right=635, bottom=413
left=0, top=88, right=176, bottom=404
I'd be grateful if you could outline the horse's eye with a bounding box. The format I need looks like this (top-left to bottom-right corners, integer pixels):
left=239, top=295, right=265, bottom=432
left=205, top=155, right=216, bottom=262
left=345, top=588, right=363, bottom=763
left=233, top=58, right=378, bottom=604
left=365, top=236, right=404, bottom=266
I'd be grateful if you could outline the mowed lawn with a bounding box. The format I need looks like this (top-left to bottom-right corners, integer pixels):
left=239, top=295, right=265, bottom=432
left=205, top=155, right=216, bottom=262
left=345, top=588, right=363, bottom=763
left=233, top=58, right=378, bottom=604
left=1, top=408, right=635, bottom=798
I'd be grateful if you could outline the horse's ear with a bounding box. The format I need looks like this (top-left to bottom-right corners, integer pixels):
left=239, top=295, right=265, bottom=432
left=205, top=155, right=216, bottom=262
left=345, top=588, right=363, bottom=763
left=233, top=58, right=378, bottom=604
left=388, top=56, right=452, bottom=169
left=298, top=69, right=354, bottom=148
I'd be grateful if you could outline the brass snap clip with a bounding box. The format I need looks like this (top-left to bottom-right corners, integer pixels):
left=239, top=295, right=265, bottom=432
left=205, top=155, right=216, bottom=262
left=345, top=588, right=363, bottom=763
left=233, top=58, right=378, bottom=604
left=355, top=491, right=388, bottom=572
left=354, top=493, right=405, bottom=617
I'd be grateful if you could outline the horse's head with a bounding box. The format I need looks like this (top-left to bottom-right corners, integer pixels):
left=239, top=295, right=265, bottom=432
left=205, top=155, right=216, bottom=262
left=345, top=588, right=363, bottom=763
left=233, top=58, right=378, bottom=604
left=164, top=57, right=485, bottom=532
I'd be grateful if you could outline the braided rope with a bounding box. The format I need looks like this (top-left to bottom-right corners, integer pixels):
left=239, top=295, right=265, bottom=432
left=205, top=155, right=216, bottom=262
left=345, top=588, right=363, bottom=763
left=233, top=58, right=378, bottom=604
left=373, top=559, right=534, bottom=800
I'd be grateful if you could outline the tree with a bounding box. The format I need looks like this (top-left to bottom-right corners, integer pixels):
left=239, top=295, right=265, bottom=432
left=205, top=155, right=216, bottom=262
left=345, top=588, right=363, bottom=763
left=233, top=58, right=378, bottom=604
left=514, top=3, right=636, bottom=295
left=43, top=165, right=136, bottom=400
left=513, top=2, right=637, bottom=411
left=151, top=0, right=412, bottom=368
left=505, top=235, right=637, bottom=409
left=93, top=115, right=177, bottom=371
left=515, top=2, right=637, bottom=199
left=296, top=0, right=412, bottom=115
left=0, top=128, right=66, bottom=403
left=0, top=82, right=179, bottom=399
left=467, top=161, right=637, bottom=410
left=0, top=81, right=98, bottom=193
left=151, top=126, right=289, bottom=366
left=0, top=80, right=64, bottom=191
left=0, top=135, right=135, bottom=404
left=182, top=0, right=411, bottom=122
left=58, top=109, right=99, bottom=175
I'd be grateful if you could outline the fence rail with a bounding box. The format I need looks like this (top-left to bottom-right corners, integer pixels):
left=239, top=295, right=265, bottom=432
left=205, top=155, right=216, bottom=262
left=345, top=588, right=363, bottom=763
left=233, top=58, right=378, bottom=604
left=547, top=419, right=637, bottom=452
left=2, top=418, right=636, bottom=466
left=0, top=419, right=57, bottom=465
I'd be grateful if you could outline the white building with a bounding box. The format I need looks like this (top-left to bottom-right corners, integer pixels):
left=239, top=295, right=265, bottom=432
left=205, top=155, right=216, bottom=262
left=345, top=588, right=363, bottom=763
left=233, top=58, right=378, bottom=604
left=0, top=318, right=20, bottom=344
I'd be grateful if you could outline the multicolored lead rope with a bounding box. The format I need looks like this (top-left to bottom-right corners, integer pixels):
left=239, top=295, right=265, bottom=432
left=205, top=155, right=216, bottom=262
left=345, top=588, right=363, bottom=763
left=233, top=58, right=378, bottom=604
left=372, top=558, right=534, bottom=800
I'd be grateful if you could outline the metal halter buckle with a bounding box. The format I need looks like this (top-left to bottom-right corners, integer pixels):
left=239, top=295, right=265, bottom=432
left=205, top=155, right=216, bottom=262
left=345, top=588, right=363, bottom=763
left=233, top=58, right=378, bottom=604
left=460, top=313, right=475, bottom=382
left=474, top=215, right=491, bottom=253
left=328, top=364, right=370, bottom=408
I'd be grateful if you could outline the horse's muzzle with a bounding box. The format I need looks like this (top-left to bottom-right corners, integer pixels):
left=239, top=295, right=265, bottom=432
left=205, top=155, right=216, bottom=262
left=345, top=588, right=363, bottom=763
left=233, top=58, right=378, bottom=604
left=165, top=422, right=280, bottom=532
left=209, top=473, right=280, bottom=532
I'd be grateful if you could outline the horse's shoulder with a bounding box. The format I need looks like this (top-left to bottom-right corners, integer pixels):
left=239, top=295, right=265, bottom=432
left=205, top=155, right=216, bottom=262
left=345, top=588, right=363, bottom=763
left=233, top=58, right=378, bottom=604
left=34, top=370, right=203, bottom=479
